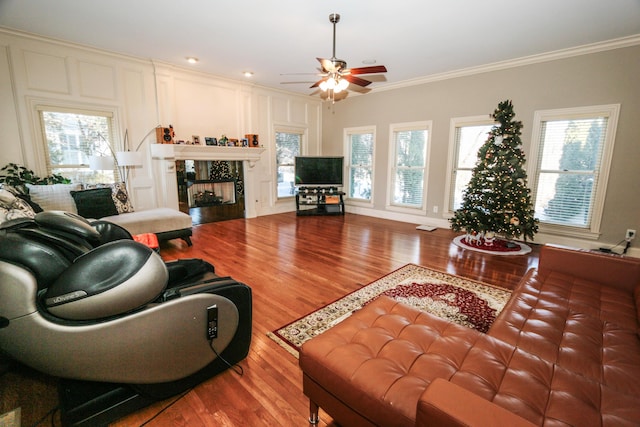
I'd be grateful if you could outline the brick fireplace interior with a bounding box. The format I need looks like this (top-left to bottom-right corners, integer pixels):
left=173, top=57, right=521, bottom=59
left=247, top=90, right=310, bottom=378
left=176, top=159, right=245, bottom=224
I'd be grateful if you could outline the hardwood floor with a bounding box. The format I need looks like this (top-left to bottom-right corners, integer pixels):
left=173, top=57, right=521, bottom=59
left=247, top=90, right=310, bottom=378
left=1, top=213, right=541, bottom=427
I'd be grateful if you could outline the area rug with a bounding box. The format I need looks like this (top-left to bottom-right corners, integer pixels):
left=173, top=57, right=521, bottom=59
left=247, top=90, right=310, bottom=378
left=453, top=235, right=532, bottom=255
left=267, top=264, right=511, bottom=358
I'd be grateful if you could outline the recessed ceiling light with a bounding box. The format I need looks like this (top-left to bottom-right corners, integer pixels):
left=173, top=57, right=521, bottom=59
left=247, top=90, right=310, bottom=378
left=186, top=57, right=199, bottom=64
left=243, top=71, right=254, bottom=77
left=362, top=59, right=377, bottom=65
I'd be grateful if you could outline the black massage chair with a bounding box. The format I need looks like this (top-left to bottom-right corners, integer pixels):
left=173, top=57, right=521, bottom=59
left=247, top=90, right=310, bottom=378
left=0, top=211, right=252, bottom=426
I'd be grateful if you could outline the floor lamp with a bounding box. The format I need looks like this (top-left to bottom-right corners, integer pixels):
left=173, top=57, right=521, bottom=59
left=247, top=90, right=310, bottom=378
left=88, top=155, right=115, bottom=173
left=115, top=151, right=143, bottom=195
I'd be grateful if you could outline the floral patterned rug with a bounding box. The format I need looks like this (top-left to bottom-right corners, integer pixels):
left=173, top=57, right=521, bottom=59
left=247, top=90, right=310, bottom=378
left=267, top=264, right=511, bottom=358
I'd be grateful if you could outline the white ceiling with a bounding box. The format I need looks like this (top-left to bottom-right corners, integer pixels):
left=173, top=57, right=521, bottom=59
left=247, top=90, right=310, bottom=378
left=1, top=0, right=640, bottom=96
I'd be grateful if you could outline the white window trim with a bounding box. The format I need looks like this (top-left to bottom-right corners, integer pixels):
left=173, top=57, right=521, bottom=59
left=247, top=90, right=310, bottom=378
left=28, top=97, right=122, bottom=174
left=527, top=104, right=620, bottom=239
left=386, top=121, right=431, bottom=214
left=444, top=115, right=494, bottom=217
left=274, top=125, right=307, bottom=200
left=344, top=125, right=376, bottom=207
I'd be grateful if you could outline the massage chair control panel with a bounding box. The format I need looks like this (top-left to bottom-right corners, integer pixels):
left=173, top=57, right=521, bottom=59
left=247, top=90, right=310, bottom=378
left=207, top=304, right=218, bottom=339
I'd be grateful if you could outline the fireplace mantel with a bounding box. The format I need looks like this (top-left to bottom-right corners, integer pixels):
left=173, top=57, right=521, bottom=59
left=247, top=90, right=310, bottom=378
left=151, top=144, right=265, bottom=167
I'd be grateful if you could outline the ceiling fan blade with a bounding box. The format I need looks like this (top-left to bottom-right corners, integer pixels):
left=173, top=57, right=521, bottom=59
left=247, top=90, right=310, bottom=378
left=317, top=57, right=337, bottom=73
left=316, top=58, right=347, bottom=73
left=343, top=74, right=372, bottom=87
left=344, top=65, right=388, bottom=75
left=335, top=91, right=349, bottom=101
left=349, top=85, right=372, bottom=94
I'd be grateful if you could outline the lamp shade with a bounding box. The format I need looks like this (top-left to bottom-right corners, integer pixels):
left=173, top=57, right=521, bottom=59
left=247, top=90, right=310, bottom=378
left=89, top=155, right=115, bottom=171
left=115, top=151, right=143, bottom=166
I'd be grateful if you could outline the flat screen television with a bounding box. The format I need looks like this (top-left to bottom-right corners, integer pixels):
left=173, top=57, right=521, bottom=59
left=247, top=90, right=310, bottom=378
left=294, top=156, right=344, bottom=187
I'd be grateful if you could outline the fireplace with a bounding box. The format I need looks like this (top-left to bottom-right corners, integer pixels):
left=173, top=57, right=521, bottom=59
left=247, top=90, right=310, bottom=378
left=176, top=160, right=245, bottom=224
left=188, top=180, right=236, bottom=207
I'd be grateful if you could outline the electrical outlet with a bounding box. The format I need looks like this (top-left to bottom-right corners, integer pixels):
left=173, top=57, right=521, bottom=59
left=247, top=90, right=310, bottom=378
left=626, top=229, right=636, bottom=241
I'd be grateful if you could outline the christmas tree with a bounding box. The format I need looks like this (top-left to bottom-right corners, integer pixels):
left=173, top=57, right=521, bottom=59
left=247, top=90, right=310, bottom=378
left=450, top=100, right=538, bottom=242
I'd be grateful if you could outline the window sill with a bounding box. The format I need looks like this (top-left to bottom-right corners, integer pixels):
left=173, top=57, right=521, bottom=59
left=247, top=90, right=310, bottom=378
left=345, top=199, right=373, bottom=208
left=536, top=223, right=600, bottom=240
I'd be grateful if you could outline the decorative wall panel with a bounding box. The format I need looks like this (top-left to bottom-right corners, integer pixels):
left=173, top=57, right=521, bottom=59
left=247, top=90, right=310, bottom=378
left=23, top=50, right=69, bottom=93
left=78, top=61, right=116, bottom=99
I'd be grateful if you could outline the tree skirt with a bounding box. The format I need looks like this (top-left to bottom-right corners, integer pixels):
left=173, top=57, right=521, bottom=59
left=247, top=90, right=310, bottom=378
left=453, top=234, right=532, bottom=255
left=267, top=264, right=511, bottom=358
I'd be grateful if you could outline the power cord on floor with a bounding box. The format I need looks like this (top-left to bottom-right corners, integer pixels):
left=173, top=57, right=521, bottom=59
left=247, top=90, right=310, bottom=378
left=598, top=239, right=627, bottom=255
left=139, top=388, right=193, bottom=427
left=137, top=341, right=243, bottom=426
left=210, top=340, right=244, bottom=376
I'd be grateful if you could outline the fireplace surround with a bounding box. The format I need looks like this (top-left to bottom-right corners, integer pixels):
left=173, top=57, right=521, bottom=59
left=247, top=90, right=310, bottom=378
left=177, top=159, right=244, bottom=224
left=150, top=144, right=265, bottom=223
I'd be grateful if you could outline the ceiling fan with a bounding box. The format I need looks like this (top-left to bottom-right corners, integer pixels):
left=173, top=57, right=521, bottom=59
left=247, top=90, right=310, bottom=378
left=283, top=13, right=387, bottom=101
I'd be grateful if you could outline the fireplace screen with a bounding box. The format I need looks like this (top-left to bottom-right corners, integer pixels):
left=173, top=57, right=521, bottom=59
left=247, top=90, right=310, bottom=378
left=188, top=180, right=236, bottom=207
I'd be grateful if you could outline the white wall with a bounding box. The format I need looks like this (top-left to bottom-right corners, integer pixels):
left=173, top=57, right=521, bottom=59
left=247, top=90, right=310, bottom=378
left=0, top=29, right=322, bottom=216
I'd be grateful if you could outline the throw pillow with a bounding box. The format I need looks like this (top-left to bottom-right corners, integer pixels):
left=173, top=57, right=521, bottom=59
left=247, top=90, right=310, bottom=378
left=0, top=188, right=36, bottom=224
left=111, top=182, right=135, bottom=213
left=70, top=188, right=119, bottom=219
left=82, top=182, right=134, bottom=214
left=0, top=184, right=43, bottom=212
left=26, top=183, right=82, bottom=213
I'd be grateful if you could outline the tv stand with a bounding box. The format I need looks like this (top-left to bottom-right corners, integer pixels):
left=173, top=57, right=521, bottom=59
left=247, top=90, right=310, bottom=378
left=295, top=187, right=345, bottom=216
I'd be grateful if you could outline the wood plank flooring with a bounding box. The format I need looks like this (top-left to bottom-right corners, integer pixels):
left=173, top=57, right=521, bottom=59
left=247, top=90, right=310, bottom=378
left=1, top=213, right=540, bottom=427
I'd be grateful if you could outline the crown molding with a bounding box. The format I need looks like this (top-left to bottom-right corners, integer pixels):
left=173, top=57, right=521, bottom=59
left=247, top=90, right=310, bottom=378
left=376, top=34, right=640, bottom=93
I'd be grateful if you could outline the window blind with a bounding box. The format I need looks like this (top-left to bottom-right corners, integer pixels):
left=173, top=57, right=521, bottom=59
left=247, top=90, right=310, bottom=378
left=392, top=129, right=427, bottom=207
left=348, top=133, right=374, bottom=200
left=38, top=107, right=118, bottom=184
left=275, top=131, right=301, bottom=198
left=534, top=117, right=607, bottom=228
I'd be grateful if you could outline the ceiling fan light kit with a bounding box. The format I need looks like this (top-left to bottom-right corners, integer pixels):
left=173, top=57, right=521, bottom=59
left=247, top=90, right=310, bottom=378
left=319, top=76, right=349, bottom=93
left=283, top=13, right=387, bottom=102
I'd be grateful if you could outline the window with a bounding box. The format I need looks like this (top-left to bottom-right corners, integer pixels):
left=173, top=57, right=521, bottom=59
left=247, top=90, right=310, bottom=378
left=529, top=104, right=619, bottom=236
left=389, top=122, right=430, bottom=210
left=275, top=130, right=302, bottom=198
left=446, top=117, right=494, bottom=213
left=345, top=127, right=375, bottom=202
left=38, top=106, right=118, bottom=184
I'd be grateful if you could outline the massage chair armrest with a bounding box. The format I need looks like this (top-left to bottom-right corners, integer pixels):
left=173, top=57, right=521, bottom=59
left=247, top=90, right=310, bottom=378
left=416, top=378, right=536, bottom=427
left=90, top=220, right=133, bottom=244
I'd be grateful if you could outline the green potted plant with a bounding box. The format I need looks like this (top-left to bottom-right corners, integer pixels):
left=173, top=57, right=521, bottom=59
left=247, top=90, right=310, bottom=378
left=0, top=163, right=70, bottom=194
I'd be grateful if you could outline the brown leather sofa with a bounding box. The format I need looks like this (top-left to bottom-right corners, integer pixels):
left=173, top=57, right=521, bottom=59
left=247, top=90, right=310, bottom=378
left=299, top=245, right=640, bottom=426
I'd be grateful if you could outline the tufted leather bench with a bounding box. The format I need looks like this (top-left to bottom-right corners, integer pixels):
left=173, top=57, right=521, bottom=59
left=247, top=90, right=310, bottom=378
left=299, top=245, right=640, bottom=426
